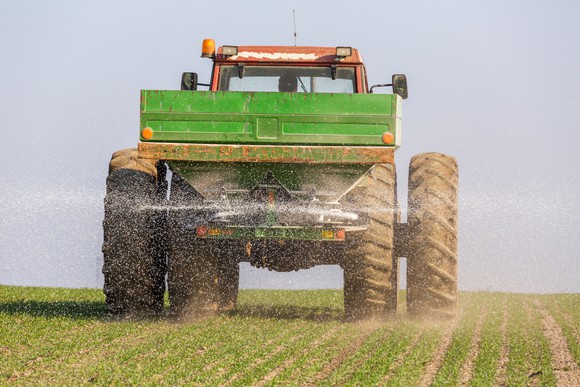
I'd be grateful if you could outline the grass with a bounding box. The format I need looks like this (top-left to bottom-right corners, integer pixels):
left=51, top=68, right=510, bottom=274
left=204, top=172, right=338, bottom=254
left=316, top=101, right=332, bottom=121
left=430, top=293, right=483, bottom=385
left=1, top=286, right=579, bottom=385
left=469, top=293, right=505, bottom=385
left=504, top=294, right=557, bottom=385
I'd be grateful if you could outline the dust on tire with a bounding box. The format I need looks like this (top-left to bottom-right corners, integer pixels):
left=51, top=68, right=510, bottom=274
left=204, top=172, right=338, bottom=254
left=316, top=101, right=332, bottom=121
left=406, top=152, right=458, bottom=320
left=102, top=149, right=166, bottom=317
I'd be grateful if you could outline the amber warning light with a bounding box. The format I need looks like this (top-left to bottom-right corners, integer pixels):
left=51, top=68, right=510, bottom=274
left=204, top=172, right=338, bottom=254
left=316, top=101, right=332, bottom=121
left=201, top=39, right=216, bottom=58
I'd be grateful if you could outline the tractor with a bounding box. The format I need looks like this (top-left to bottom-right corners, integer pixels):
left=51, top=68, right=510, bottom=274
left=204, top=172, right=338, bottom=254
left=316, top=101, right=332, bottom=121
left=102, top=40, right=458, bottom=320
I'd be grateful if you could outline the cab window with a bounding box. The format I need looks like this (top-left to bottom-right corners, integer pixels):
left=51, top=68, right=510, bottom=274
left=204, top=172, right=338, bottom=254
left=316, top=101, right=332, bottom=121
left=218, top=66, right=356, bottom=93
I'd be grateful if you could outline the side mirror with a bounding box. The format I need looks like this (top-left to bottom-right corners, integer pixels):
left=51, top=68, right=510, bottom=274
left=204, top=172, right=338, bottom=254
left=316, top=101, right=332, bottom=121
left=392, top=74, right=408, bottom=99
left=181, top=72, right=198, bottom=91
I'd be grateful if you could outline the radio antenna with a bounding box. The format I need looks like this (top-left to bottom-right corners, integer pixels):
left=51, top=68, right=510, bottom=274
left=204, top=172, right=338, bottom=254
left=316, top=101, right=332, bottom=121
left=293, top=10, right=297, bottom=46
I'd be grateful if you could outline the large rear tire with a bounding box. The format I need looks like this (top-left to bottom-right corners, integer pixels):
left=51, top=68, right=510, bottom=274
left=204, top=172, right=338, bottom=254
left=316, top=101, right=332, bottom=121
left=342, top=164, right=397, bottom=320
left=102, top=149, right=165, bottom=317
left=407, top=153, right=458, bottom=319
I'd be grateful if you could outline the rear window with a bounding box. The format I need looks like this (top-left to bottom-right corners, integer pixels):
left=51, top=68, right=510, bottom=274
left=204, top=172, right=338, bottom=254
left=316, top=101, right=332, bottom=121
left=218, top=66, right=355, bottom=93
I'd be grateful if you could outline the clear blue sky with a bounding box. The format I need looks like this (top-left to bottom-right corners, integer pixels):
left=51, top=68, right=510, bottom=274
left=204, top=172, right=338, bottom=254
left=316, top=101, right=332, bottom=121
left=1, top=0, right=579, bottom=292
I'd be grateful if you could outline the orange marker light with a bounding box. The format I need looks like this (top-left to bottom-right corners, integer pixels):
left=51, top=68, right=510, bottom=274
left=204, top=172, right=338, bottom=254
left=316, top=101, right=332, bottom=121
left=201, top=38, right=216, bottom=58
left=382, top=132, right=394, bottom=144
left=141, top=127, right=153, bottom=140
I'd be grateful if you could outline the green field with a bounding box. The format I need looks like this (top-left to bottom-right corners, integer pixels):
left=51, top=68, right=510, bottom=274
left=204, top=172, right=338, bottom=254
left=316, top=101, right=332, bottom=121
left=1, top=286, right=579, bottom=385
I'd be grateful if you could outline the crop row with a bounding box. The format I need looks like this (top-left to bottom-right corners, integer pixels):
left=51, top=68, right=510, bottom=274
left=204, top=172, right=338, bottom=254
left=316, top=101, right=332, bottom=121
left=1, top=286, right=578, bottom=385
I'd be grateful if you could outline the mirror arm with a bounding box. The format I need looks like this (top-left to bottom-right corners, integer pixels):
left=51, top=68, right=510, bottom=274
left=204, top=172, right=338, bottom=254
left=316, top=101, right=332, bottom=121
left=369, top=83, right=392, bottom=94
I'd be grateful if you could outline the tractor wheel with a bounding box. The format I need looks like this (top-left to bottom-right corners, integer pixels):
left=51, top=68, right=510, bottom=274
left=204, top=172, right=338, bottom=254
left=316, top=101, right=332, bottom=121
left=167, top=236, right=220, bottom=317
left=168, top=240, right=238, bottom=316
left=217, top=243, right=240, bottom=312
left=406, top=153, right=458, bottom=320
left=167, top=238, right=238, bottom=316
left=102, top=148, right=165, bottom=317
left=166, top=169, right=220, bottom=317
left=217, top=261, right=239, bottom=312
left=389, top=168, right=402, bottom=316
left=342, top=164, right=397, bottom=320
left=108, top=148, right=158, bottom=176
